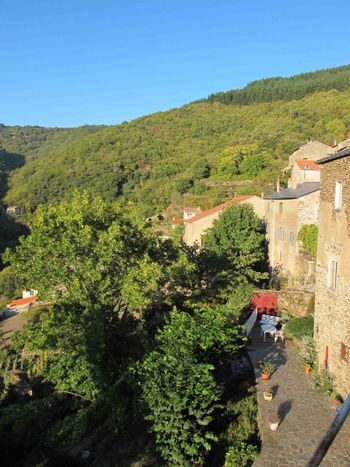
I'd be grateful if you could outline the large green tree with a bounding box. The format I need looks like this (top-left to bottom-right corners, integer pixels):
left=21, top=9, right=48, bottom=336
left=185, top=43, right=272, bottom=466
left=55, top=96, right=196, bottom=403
left=141, top=306, right=244, bottom=466
left=202, top=204, right=267, bottom=288
left=5, top=192, right=185, bottom=399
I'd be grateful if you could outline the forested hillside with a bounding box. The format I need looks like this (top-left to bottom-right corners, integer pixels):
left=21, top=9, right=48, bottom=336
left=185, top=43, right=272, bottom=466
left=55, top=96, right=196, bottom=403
left=1, top=66, right=350, bottom=217
left=204, top=64, right=350, bottom=105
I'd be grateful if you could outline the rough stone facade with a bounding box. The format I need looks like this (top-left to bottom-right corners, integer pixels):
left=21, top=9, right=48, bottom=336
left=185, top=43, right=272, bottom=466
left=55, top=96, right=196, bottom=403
left=288, top=141, right=332, bottom=167
left=265, top=190, right=319, bottom=278
left=314, top=155, right=350, bottom=399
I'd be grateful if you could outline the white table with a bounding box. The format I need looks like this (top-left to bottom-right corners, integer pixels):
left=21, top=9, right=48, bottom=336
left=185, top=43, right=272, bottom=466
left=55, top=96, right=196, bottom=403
left=261, top=323, right=277, bottom=341
left=260, top=314, right=280, bottom=326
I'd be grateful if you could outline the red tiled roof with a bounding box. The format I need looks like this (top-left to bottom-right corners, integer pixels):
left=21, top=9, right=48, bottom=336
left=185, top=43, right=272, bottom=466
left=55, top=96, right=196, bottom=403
left=185, top=195, right=253, bottom=224
left=295, top=160, right=321, bottom=171
left=183, top=207, right=201, bottom=213
left=8, top=296, right=38, bottom=308
left=171, top=218, right=184, bottom=225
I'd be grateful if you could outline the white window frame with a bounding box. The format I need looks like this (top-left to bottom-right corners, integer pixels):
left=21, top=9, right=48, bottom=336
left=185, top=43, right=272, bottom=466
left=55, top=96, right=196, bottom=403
left=327, top=257, right=338, bottom=291
left=288, top=231, right=294, bottom=247
left=335, top=181, right=343, bottom=211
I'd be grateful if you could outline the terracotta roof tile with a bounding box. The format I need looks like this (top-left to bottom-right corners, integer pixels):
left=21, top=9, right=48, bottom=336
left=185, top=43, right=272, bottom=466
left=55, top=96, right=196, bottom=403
left=171, top=218, right=184, bottom=225
left=8, top=296, right=38, bottom=308
left=185, top=195, right=253, bottom=224
left=295, top=160, right=321, bottom=171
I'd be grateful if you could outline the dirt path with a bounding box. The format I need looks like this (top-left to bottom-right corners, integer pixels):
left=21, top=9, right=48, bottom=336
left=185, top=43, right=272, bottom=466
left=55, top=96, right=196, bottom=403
left=0, top=311, right=27, bottom=347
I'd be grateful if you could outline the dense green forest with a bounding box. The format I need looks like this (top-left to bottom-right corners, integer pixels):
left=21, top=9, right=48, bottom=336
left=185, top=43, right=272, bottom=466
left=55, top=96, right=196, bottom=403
left=204, top=64, right=350, bottom=105
left=2, top=89, right=349, bottom=216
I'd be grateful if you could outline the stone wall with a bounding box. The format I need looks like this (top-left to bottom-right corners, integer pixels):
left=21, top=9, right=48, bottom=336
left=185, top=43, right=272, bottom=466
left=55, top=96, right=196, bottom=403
left=314, top=155, right=350, bottom=399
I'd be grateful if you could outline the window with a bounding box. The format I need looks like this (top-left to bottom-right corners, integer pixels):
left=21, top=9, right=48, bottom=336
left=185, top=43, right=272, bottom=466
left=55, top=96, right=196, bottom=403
left=334, top=181, right=343, bottom=211
left=265, top=222, right=269, bottom=234
left=327, top=258, right=338, bottom=291
left=278, top=227, right=284, bottom=240
left=288, top=232, right=294, bottom=246
left=279, top=202, right=283, bottom=214
left=340, top=342, right=349, bottom=362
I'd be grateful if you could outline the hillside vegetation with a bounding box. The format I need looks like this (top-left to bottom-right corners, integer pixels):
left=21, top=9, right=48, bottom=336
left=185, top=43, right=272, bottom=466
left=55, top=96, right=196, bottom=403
left=1, top=68, right=350, bottom=217
left=204, top=64, right=350, bottom=105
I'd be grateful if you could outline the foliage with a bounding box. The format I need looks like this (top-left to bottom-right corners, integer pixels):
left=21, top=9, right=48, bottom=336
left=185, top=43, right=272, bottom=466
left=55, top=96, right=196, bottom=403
left=3, top=86, right=350, bottom=214
left=202, top=204, right=268, bottom=288
left=285, top=315, right=314, bottom=340
left=298, top=224, right=318, bottom=257
left=224, top=394, right=259, bottom=467
left=223, top=282, right=254, bottom=319
left=141, top=307, right=244, bottom=465
left=258, top=361, right=276, bottom=375
left=205, top=64, right=350, bottom=105
left=4, top=193, right=187, bottom=399
left=313, top=368, right=337, bottom=397
left=298, top=335, right=317, bottom=369
left=0, top=266, right=18, bottom=308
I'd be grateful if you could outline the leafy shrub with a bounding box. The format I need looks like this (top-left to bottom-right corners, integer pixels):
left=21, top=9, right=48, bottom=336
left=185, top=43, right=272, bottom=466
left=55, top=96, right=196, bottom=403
left=258, top=361, right=276, bottom=375
left=298, top=336, right=316, bottom=368
left=298, top=224, right=318, bottom=257
left=285, top=315, right=314, bottom=340
left=313, top=368, right=336, bottom=397
left=224, top=394, right=259, bottom=467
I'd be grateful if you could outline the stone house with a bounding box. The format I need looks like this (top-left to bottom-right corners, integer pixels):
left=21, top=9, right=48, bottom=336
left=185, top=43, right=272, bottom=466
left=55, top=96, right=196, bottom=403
left=288, top=141, right=332, bottom=167
left=265, top=160, right=320, bottom=278
left=183, top=195, right=265, bottom=246
left=314, top=146, right=350, bottom=398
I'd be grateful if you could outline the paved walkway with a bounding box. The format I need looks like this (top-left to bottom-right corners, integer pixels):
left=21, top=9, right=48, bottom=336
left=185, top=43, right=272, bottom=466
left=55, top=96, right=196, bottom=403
left=248, top=323, right=350, bottom=467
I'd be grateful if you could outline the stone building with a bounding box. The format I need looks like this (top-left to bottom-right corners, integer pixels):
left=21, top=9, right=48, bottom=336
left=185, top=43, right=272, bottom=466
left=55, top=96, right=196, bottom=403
left=183, top=195, right=265, bottom=246
left=265, top=159, right=320, bottom=278
left=314, top=146, right=350, bottom=398
left=288, top=141, right=332, bottom=167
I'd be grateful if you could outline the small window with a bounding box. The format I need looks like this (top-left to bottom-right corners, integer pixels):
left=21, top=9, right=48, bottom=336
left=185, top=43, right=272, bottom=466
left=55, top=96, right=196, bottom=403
left=288, top=232, right=294, bottom=246
left=279, top=202, right=283, bottom=214
left=340, top=342, right=349, bottom=362
left=335, top=182, right=343, bottom=211
left=279, top=227, right=284, bottom=240
left=279, top=250, right=283, bottom=261
left=327, top=258, right=338, bottom=291
left=265, top=222, right=269, bottom=234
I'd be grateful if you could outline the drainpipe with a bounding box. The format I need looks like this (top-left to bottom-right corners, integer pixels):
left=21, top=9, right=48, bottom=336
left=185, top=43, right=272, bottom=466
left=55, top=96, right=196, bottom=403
left=306, top=394, right=350, bottom=467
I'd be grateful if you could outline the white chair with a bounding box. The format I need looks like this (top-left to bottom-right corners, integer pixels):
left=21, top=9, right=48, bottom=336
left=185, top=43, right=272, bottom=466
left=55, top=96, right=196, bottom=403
left=274, top=326, right=285, bottom=343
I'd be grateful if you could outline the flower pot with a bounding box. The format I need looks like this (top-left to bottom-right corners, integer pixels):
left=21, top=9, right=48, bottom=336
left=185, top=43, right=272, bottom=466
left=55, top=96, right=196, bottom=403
left=261, top=373, right=270, bottom=381
left=263, top=392, right=273, bottom=401
left=268, top=415, right=280, bottom=431
left=304, top=366, right=312, bottom=375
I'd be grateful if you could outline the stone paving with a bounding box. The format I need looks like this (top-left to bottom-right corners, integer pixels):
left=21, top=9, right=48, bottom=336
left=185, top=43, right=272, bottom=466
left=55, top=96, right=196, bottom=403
left=248, top=323, right=350, bottom=467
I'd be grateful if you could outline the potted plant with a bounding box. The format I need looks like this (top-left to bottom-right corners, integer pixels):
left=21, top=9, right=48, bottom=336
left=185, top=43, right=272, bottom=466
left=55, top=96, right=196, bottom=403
left=259, top=361, right=276, bottom=381
left=268, top=414, right=280, bottom=431
left=299, top=336, right=316, bottom=376
left=263, top=389, right=273, bottom=401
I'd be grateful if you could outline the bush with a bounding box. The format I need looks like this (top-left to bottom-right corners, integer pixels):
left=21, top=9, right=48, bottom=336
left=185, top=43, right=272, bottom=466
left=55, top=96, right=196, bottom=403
left=298, top=225, right=318, bottom=257
left=285, top=315, right=314, bottom=340
left=298, top=336, right=316, bottom=368
left=313, top=368, right=336, bottom=397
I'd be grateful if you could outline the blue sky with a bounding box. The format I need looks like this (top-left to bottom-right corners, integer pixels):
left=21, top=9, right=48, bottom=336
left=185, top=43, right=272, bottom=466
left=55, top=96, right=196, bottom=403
left=1, top=0, right=350, bottom=127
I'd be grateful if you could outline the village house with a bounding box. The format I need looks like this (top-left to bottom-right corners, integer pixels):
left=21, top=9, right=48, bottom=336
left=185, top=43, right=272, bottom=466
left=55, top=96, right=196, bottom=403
left=183, top=195, right=265, bottom=246
left=288, top=140, right=332, bottom=167
left=171, top=206, right=201, bottom=230
left=314, top=145, right=350, bottom=398
left=265, top=159, right=320, bottom=279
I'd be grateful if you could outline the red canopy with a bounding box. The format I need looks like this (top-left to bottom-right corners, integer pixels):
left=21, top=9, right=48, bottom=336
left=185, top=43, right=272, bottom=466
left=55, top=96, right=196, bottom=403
left=250, top=291, right=278, bottom=316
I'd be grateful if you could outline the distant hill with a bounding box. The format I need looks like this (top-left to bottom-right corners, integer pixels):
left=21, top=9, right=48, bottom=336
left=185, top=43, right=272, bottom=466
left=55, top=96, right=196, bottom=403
left=1, top=65, right=350, bottom=216
left=203, top=64, right=350, bottom=105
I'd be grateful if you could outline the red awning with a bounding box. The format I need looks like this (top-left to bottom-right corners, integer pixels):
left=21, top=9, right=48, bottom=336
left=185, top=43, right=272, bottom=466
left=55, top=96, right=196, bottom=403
left=251, top=291, right=278, bottom=316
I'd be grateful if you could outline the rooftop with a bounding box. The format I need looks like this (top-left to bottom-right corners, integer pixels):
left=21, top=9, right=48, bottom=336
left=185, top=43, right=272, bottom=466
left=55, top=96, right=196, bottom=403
left=8, top=296, right=38, bottom=308
left=317, top=146, right=350, bottom=164
left=265, top=182, right=320, bottom=200
left=295, top=160, right=321, bottom=171
left=185, top=195, right=253, bottom=223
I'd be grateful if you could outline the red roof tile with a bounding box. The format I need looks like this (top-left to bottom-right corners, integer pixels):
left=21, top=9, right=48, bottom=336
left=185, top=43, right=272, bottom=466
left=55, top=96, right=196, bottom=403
left=295, top=160, right=321, bottom=171
left=8, top=296, right=38, bottom=308
left=185, top=195, right=253, bottom=224
left=171, top=218, right=184, bottom=225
